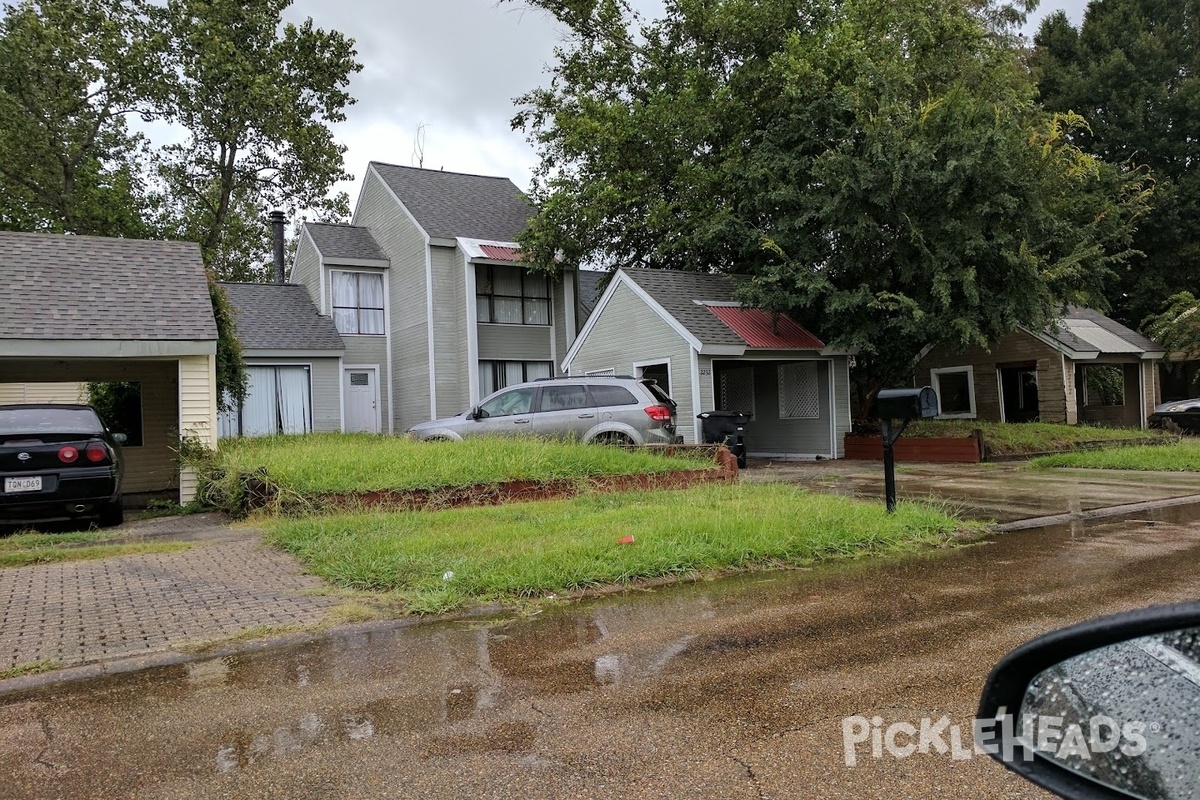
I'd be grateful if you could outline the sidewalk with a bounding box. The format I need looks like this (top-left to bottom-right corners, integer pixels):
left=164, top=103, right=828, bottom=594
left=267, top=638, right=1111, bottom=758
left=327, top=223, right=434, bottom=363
left=741, top=459, right=1200, bottom=523
left=0, top=514, right=340, bottom=675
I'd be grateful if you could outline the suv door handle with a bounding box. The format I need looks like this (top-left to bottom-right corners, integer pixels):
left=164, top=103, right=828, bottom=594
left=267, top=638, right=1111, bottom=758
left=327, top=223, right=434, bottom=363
left=577, top=413, right=595, bottom=419
left=514, top=418, right=531, bottom=424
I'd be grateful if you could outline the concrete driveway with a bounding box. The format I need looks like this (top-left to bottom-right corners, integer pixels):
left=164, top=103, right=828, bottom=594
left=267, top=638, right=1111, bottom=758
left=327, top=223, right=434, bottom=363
left=2, top=498, right=1199, bottom=798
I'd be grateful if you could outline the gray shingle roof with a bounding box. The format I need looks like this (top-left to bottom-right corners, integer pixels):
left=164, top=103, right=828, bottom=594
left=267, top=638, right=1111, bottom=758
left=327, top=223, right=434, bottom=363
left=303, top=223, right=387, bottom=262
left=1046, top=307, right=1164, bottom=356
left=218, top=282, right=344, bottom=352
left=0, top=232, right=217, bottom=340
left=577, top=269, right=608, bottom=320
left=369, top=162, right=534, bottom=241
left=620, top=269, right=750, bottom=347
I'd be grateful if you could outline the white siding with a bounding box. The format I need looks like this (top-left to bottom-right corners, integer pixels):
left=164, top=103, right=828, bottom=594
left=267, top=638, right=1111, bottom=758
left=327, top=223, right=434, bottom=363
left=0, top=382, right=85, bottom=403
left=179, top=354, right=217, bottom=502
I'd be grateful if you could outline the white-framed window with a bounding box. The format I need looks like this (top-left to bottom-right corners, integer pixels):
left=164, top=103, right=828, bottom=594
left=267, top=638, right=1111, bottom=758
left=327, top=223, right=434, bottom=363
left=635, top=360, right=671, bottom=395
left=478, top=360, right=553, bottom=397
left=931, top=366, right=976, bottom=418
left=475, top=265, right=550, bottom=325
left=585, top=367, right=616, bottom=377
left=778, top=362, right=820, bottom=419
left=331, top=271, right=385, bottom=335
left=719, top=366, right=756, bottom=420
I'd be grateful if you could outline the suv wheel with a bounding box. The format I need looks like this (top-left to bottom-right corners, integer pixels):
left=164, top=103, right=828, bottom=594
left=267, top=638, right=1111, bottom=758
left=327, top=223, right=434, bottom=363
left=593, top=432, right=633, bottom=446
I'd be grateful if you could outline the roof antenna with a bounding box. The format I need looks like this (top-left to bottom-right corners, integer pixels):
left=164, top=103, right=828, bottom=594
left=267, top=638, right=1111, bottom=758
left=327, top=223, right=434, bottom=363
left=412, top=122, right=426, bottom=169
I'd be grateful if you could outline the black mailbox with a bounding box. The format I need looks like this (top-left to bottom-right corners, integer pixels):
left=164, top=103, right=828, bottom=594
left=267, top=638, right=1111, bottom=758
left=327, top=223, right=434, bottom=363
left=876, top=387, right=939, bottom=420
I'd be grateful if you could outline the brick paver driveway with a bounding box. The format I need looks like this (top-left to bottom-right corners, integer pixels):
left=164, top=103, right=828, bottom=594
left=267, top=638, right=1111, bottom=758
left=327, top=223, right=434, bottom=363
left=0, top=514, right=339, bottom=672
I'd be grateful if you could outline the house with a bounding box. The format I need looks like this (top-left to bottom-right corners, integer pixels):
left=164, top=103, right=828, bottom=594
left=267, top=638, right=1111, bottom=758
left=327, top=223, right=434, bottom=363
left=0, top=231, right=219, bottom=503
left=290, top=163, right=579, bottom=434
left=217, top=282, right=344, bottom=437
left=562, top=268, right=854, bottom=458
left=915, top=307, right=1166, bottom=427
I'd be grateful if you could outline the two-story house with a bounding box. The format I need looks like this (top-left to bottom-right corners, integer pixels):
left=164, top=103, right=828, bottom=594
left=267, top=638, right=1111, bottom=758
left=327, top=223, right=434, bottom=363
left=291, top=162, right=577, bottom=434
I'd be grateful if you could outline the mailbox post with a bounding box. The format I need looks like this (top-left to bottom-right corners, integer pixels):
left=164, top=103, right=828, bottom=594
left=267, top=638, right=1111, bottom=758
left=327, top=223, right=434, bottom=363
left=875, top=387, right=939, bottom=513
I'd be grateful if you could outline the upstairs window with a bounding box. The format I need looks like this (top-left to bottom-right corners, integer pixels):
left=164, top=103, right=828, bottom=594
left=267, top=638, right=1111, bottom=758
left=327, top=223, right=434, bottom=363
left=476, top=265, right=550, bottom=325
left=332, top=271, right=385, bottom=335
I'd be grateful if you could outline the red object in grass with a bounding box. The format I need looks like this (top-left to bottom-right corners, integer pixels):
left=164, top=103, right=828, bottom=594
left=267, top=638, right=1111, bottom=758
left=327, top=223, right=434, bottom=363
left=617, top=535, right=635, bottom=545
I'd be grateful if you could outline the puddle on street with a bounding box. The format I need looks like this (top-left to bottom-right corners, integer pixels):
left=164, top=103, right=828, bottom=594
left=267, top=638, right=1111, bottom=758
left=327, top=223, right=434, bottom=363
left=3, top=508, right=1200, bottom=793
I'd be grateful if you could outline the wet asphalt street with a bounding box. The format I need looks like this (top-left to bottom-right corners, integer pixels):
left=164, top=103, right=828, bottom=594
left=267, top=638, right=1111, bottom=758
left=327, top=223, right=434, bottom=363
left=3, top=502, right=1199, bottom=799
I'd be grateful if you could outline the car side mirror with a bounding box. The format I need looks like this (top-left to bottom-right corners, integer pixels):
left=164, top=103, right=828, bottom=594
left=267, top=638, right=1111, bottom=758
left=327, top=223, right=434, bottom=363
left=471, top=406, right=486, bottom=420
left=977, top=602, right=1200, bottom=800
left=113, top=433, right=128, bottom=445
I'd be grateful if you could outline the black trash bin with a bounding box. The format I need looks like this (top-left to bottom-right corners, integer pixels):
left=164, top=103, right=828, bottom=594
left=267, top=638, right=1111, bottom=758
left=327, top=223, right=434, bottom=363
left=697, top=410, right=750, bottom=468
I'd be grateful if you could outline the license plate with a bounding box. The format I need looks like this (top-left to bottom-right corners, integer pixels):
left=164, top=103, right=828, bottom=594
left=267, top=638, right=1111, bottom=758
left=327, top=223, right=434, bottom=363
left=4, top=476, right=42, bottom=493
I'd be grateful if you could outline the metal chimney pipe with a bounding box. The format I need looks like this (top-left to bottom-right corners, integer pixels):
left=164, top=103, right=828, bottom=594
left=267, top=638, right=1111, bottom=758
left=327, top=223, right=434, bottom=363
left=269, top=210, right=286, bottom=284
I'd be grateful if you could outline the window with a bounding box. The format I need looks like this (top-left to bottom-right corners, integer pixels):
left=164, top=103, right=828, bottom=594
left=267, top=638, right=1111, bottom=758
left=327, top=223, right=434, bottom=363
left=636, top=361, right=670, bottom=395
left=218, top=366, right=312, bottom=437
left=332, top=271, right=385, bottom=335
left=719, top=367, right=756, bottom=419
left=478, top=360, right=553, bottom=397
left=479, top=387, right=535, bottom=418
left=931, top=366, right=975, bottom=418
left=1082, top=365, right=1125, bottom=407
left=588, top=384, right=638, bottom=406
left=538, top=385, right=591, bottom=412
left=86, top=382, right=143, bottom=446
left=778, top=362, right=820, bottom=419
left=476, top=265, right=550, bottom=325
left=585, top=368, right=616, bottom=377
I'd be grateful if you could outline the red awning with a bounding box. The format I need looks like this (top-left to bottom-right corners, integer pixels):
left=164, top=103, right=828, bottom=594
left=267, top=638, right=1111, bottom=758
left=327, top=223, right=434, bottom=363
left=479, top=244, right=522, bottom=262
left=706, top=306, right=825, bottom=349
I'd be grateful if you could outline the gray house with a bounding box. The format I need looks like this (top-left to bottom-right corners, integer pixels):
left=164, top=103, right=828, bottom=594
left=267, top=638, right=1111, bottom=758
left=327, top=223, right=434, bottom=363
left=916, top=307, right=1165, bottom=428
left=290, top=163, right=578, bottom=434
left=0, top=231, right=219, bottom=502
left=562, top=269, right=853, bottom=458
left=217, top=282, right=345, bottom=437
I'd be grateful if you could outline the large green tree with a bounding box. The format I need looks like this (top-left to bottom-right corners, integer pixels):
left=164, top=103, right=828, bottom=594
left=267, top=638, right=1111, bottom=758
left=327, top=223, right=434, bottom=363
left=514, top=0, right=1150, bottom=397
left=1032, top=0, right=1200, bottom=327
left=0, top=0, right=163, bottom=236
left=153, top=0, right=360, bottom=280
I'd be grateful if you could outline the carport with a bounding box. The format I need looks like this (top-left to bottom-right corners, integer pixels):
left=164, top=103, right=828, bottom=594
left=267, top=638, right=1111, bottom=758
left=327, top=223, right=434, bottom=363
left=0, top=232, right=219, bottom=503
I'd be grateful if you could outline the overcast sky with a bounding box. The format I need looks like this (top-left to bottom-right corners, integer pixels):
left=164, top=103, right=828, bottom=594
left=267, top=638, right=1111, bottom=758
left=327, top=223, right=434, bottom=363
left=282, top=0, right=1091, bottom=204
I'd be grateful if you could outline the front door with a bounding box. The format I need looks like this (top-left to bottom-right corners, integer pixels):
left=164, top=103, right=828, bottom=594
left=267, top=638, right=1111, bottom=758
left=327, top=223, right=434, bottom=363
left=343, top=368, right=379, bottom=433
left=1000, top=364, right=1039, bottom=423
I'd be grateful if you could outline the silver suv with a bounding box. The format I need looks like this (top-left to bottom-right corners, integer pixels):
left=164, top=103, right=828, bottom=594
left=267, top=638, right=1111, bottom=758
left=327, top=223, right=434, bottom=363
left=406, top=376, right=682, bottom=445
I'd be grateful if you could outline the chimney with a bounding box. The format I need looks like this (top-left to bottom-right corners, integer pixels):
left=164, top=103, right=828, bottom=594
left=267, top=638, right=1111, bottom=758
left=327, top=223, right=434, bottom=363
left=269, top=210, right=286, bottom=284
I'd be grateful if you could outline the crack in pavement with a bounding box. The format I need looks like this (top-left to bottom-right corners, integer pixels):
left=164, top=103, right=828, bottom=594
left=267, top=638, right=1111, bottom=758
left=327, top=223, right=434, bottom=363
left=728, top=754, right=769, bottom=800
left=32, top=712, right=61, bottom=775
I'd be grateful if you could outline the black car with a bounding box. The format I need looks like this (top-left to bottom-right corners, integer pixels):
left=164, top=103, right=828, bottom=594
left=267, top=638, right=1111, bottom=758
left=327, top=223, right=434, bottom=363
left=1148, top=397, right=1200, bottom=432
left=0, top=404, right=125, bottom=527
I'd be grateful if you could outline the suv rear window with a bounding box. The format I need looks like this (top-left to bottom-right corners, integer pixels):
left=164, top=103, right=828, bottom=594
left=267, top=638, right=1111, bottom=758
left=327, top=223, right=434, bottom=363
left=588, top=384, right=638, bottom=406
left=0, top=407, right=104, bottom=436
left=641, top=380, right=676, bottom=408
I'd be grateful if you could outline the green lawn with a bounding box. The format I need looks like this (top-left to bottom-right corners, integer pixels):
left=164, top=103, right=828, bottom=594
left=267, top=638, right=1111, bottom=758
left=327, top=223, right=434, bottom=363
left=0, top=536, right=192, bottom=568
left=264, top=483, right=976, bottom=613
left=895, top=420, right=1170, bottom=455
left=212, top=433, right=716, bottom=496
left=1031, top=439, right=1200, bottom=471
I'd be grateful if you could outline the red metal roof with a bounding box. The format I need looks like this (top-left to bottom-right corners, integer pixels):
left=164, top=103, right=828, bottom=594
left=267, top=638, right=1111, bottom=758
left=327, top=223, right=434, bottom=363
left=479, top=244, right=522, bottom=262
left=706, top=306, right=825, bottom=349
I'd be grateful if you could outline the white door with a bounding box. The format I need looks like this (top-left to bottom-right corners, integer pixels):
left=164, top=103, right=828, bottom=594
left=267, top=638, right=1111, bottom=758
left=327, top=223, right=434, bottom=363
left=343, top=368, right=379, bottom=433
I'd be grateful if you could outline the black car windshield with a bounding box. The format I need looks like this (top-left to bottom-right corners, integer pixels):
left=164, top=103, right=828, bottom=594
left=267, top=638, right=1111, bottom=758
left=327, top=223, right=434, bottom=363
left=0, top=407, right=104, bottom=436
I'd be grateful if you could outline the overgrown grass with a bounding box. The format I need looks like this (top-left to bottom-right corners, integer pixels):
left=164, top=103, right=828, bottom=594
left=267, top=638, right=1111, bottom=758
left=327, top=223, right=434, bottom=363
left=0, top=530, right=118, bottom=550
left=200, top=433, right=718, bottom=514
left=888, top=420, right=1171, bottom=455
left=1032, top=439, right=1200, bottom=471
left=0, top=541, right=193, bottom=568
left=264, top=483, right=977, bottom=614
left=0, top=659, right=61, bottom=680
